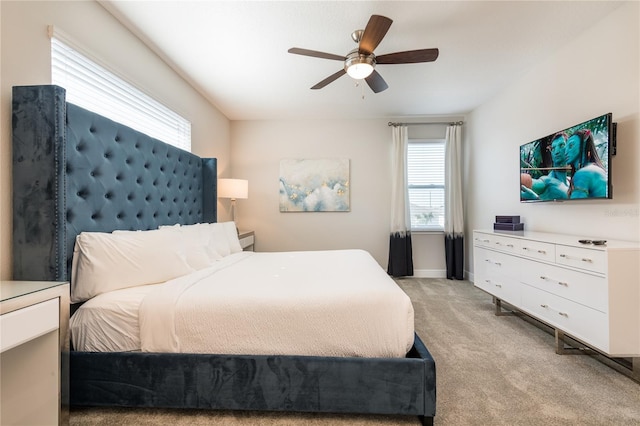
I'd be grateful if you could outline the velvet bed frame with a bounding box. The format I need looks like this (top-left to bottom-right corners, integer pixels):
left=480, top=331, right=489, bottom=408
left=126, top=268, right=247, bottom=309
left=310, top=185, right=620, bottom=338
left=12, top=85, right=436, bottom=425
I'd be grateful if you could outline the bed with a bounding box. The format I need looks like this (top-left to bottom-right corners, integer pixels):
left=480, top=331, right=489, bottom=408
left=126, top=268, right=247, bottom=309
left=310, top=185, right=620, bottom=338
left=11, top=85, right=436, bottom=425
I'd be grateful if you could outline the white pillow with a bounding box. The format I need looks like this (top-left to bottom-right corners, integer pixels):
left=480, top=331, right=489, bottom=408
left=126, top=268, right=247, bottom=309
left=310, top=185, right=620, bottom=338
left=155, top=221, right=242, bottom=261
left=71, top=229, right=194, bottom=303
left=208, top=223, right=232, bottom=257
left=221, top=221, right=243, bottom=254
left=191, top=222, right=242, bottom=257
left=155, top=224, right=217, bottom=269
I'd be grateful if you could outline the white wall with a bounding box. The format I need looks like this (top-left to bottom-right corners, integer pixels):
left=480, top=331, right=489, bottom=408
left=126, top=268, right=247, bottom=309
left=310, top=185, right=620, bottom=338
left=230, top=117, right=463, bottom=272
left=465, top=2, right=639, bottom=276
left=4, top=1, right=634, bottom=280
left=0, top=1, right=231, bottom=280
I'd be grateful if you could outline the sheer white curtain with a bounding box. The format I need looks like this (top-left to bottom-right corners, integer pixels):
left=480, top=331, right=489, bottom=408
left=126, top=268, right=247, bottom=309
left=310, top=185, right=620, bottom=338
left=444, top=124, right=464, bottom=279
left=388, top=125, right=413, bottom=277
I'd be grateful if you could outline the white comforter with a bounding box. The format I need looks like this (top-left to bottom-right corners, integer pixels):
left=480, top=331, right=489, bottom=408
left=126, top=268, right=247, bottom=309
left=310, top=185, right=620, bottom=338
left=139, top=249, right=414, bottom=357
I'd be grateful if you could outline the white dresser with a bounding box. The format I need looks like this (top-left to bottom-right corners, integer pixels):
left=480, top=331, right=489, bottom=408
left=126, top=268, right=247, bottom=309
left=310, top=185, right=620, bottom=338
left=473, top=230, right=640, bottom=359
left=0, top=281, right=70, bottom=425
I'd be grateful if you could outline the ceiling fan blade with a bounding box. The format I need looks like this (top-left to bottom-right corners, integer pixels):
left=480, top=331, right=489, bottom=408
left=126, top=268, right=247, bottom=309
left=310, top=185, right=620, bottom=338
left=365, top=70, right=388, bottom=93
left=288, top=48, right=345, bottom=61
left=359, top=15, right=393, bottom=55
left=311, top=69, right=347, bottom=90
left=376, top=48, right=439, bottom=64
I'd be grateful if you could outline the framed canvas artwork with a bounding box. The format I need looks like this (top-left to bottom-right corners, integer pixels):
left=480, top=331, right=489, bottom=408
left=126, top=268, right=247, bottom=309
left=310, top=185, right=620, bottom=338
left=279, top=158, right=350, bottom=212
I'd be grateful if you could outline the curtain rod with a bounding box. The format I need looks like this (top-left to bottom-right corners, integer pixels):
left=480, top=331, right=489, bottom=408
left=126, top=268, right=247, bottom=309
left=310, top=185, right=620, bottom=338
left=388, top=121, right=464, bottom=127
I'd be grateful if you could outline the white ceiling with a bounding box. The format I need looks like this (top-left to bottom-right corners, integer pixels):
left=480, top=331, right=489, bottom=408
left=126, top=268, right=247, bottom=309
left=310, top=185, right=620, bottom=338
left=100, top=1, right=622, bottom=121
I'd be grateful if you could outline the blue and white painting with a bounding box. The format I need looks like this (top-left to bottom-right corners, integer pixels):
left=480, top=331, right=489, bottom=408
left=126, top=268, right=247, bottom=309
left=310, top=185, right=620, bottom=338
left=279, top=158, right=350, bottom=212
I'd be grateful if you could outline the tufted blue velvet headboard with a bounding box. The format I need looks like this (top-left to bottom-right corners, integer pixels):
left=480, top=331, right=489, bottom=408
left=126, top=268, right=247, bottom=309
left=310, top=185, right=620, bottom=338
left=12, top=85, right=217, bottom=282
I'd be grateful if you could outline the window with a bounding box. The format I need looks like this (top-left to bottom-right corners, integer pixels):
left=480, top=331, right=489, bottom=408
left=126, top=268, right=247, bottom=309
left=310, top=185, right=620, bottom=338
left=407, top=139, right=445, bottom=231
left=50, top=27, right=191, bottom=151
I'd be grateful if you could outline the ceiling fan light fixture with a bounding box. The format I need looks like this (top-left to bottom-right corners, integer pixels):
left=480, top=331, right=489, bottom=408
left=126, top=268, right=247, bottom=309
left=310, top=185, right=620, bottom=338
left=289, top=14, right=437, bottom=93
left=345, top=51, right=375, bottom=79
left=347, top=62, right=374, bottom=79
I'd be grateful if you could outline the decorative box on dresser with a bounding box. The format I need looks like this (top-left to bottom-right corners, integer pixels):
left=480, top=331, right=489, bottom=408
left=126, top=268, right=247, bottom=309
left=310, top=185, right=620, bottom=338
left=0, top=281, right=70, bottom=425
left=473, top=230, right=640, bottom=379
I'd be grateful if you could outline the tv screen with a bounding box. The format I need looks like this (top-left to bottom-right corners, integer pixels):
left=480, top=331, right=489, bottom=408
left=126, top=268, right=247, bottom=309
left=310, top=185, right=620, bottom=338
left=520, top=113, right=613, bottom=202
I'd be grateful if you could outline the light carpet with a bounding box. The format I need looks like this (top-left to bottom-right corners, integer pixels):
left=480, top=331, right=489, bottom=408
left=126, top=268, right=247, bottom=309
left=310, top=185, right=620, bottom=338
left=70, top=278, right=640, bottom=425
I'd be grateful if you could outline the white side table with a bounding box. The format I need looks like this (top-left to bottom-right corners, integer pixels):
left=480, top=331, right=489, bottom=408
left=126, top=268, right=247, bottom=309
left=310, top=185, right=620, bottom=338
left=238, top=230, right=255, bottom=251
left=0, top=281, right=70, bottom=425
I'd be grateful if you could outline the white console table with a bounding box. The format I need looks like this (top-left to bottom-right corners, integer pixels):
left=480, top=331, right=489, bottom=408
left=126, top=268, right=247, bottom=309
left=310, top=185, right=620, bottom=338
left=0, top=281, right=70, bottom=425
left=473, top=230, right=639, bottom=379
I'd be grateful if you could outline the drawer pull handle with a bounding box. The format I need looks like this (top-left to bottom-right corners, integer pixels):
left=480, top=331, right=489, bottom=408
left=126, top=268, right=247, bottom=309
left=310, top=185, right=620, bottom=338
left=540, top=304, right=548, bottom=308
left=495, top=284, right=502, bottom=288
left=558, top=312, right=568, bottom=317
left=539, top=276, right=568, bottom=286
left=559, top=253, right=592, bottom=263
left=495, top=242, right=501, bottom=245
left=483, top=239, right=490, bottom=243
left=494, top=262, right=501, bottom=266
left=523, top=247, right=546, bottom=254
left=506, top=244, right=514, bottom=248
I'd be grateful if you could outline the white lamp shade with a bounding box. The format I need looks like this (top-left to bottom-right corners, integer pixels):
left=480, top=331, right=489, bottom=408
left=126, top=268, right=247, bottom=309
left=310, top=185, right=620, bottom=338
left=218, top=178, right=248, bottom=200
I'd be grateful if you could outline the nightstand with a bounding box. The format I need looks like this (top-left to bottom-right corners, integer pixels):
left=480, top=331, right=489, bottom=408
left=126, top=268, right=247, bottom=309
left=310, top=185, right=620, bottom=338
left=0, top=281, right=70, bottom=425
left=238, top=230, right=255, bottom=251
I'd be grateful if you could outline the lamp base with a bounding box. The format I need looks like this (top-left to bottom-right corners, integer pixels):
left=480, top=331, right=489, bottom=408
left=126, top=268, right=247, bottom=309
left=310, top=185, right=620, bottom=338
left=230, top=199, right=238, bottom=234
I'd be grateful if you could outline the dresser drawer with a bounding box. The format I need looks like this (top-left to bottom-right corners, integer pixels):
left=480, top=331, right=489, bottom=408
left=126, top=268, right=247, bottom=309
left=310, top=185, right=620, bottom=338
left=520, top=284, right=608, bottom=352
left=556, top=245, right=606, bottom=274
left=473, top=232, right=520, bottom=254
left=473, top=247, right=491, bottom=292
left=520, top=259, right=608, bottom=313
left=483, top=250, right=520, bottom=280
left=519, top=239, right=555, bottom=262
left=474, top=248, right=520, bottom=305
left=475, top=273, right=520, bottom=306
left=489, top=235, right=520, bottom=253
left=473, top=232, right=493, bottom=248
left=0, top=298, right=59, bottom=353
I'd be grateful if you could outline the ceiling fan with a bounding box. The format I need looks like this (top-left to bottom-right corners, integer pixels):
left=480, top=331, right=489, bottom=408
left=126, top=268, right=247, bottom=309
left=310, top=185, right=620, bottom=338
left=288, top=15, right=439, bottom=93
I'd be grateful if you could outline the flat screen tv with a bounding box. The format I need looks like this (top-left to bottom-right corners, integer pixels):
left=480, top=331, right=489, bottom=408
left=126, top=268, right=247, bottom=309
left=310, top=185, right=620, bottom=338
left=520, top=113, right=613, bottom=202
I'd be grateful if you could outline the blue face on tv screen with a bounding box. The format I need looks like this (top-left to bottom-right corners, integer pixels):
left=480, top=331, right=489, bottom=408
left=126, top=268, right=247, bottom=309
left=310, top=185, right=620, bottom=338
left=520, top=113, right=612, bottom=202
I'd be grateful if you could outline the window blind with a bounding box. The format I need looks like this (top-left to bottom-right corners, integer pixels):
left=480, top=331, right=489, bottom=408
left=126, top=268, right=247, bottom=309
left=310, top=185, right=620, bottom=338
left=50, top=28, right=191, bottom=152
left=407, top=140, right=445, bottom=230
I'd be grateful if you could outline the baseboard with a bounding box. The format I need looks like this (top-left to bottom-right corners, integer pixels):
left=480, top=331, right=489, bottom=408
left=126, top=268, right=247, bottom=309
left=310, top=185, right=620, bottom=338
left=412, top=269, right=473, bottom=280
left=413, top=269, right=447, bottom=278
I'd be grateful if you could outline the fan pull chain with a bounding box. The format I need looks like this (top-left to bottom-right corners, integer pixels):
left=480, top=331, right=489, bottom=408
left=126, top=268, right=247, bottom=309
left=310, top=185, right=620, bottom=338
left=355, top=80, right=366, bottom=100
